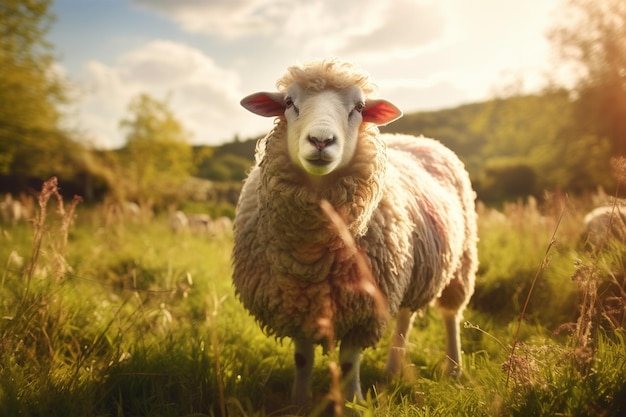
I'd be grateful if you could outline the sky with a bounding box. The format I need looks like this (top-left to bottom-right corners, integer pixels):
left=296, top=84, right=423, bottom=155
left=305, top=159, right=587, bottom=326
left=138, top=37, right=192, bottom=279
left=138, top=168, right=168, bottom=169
left=49, top=0, right=565, bottom=149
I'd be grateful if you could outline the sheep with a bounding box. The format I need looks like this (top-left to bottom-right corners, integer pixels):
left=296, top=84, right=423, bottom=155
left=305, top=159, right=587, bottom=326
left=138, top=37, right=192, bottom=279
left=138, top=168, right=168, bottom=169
left=582, top=205, right=626, bottom=250
left=186, top=213, right=212, bottom=234
left=0, top=193, right=23, bottom=226
left=232, top=59, right=478, bottom=406
left=169, top=211, right=213, bottom=234
left=123, top=201, right=141, bottom=219
left=169, top=210, right=189, bottom=234
left=169, top=210, right=231, bottom=237
left=579, top=205, right=626, bottom=329
left=208, top=215, right=233, bottom=237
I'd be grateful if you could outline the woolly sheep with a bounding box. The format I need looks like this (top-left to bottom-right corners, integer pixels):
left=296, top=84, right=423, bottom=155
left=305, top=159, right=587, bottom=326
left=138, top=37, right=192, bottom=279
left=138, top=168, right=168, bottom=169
left=186, top=213, right=212, bottom=234
left=232, top=59, right=478, bottom=406
left=169, top=211, right=213, bottom=235
left=0, top=194, right=23, bottom=226
left=208, top=216, right=233, bottom=237
left=169, top=210, right=189, bottom=234
left=583, top=205, right=626, bottom=249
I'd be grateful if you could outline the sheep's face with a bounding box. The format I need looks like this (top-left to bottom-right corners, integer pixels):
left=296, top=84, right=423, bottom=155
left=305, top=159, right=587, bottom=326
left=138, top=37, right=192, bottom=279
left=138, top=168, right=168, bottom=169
left=241, top=84, right=402, bottom=177
left=282, top=84, right=364, bottom=176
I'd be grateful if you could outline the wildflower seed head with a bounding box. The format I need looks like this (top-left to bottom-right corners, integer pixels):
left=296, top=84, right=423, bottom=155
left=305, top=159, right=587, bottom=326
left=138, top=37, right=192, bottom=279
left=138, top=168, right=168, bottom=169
left=611, top=157, right=626, bottom=183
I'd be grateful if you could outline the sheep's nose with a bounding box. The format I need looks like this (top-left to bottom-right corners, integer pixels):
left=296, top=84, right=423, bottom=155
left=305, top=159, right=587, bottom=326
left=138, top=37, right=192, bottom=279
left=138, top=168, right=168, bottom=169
left=308, top=135, right=335, bottom=150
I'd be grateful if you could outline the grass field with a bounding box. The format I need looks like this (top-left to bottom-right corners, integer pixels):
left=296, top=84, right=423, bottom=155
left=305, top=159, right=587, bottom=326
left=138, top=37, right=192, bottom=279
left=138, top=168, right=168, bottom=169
left=1, top=179, right=625, bottom=416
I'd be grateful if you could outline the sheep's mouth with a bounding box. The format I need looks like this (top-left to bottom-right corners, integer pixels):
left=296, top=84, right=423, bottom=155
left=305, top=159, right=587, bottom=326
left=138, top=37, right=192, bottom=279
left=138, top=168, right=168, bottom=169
left=305, top=157, right=332, bottom=167
left=304, top=149, right=334, bottom=166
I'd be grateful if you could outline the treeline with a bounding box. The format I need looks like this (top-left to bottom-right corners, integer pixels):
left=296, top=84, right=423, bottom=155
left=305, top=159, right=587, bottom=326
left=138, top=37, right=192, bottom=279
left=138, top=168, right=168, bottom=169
left=198, top=89, right=619, bottom=204
left=192, top=139, right=257, bottom=182
left=193, top=88, right=620, bottom=204
left=382, top=90, right=616, bottom=203
left=0, top=91, right=619, bottom=206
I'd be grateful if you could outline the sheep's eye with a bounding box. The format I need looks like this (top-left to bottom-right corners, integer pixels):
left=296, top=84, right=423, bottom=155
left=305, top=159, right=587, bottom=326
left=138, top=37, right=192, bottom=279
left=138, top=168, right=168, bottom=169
left=285, top=97, right=300, bottom=116
left=355, top=102, right=365, bottom=113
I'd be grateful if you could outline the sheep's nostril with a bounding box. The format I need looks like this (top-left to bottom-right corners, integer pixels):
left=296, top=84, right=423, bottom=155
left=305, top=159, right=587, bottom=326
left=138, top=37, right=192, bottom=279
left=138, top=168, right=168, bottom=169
left=308, top=135, right=335, bottom=150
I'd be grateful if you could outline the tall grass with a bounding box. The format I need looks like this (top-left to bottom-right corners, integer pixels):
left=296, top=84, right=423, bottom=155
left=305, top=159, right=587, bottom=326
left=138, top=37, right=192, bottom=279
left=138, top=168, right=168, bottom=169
left=0, top=177, right=625, bottom=416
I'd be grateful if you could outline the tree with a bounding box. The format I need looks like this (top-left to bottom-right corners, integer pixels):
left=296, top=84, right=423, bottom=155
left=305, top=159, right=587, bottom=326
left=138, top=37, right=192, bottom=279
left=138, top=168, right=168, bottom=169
left=548, top=0, right=626, bottom=156
left=0, top=0, right=71, bottom=178
left=118, top=93, right=194, bottom=203
left=468, top=92, right=611, bottom=197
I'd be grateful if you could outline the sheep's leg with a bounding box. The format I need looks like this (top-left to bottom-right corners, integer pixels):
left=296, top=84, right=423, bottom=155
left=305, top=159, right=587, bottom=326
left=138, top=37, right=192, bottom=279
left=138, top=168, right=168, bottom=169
left=440, top=309, right=462, bottom=377
left=292, top=338, right=315, bottom=405
left=384, top=308, right=416, bottom=375
left=436, top=270, right=472, bottom=377
left=339, top=342, right=363, bottom=403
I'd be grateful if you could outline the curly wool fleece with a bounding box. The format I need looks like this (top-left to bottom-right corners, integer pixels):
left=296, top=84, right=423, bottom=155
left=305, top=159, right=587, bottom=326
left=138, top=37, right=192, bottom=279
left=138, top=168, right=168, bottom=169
left=232, top=62, right=477, bottom=350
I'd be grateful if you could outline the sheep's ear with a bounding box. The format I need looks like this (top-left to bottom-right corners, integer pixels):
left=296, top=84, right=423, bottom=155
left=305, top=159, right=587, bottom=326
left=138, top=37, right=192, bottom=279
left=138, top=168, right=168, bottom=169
left=240, top=92, right=286, bottom=117
left=362, top=99, right=403, bottom=126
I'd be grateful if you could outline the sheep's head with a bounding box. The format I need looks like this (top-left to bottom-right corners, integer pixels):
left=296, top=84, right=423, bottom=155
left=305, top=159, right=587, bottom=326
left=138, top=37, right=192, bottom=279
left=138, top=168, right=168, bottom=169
left=240, top=61, right=402, bottom=177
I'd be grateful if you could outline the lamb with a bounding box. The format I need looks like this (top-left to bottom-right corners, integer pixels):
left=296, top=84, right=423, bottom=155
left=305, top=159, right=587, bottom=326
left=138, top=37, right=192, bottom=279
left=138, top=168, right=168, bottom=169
left=232, top=59, right=478, bottom=406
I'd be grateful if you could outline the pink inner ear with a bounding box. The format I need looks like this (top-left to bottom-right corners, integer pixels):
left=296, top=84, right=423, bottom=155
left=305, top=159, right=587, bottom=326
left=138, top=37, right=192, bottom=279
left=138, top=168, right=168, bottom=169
left=362, top=99, right=403, bottom=126
left=240, top=92, right=286, bottom=117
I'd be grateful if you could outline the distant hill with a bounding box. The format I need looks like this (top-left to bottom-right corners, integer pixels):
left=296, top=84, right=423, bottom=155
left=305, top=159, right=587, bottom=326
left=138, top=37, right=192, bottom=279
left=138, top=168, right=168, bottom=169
left=192, top=136, right=259, bottom=182
left=381, top=101, right=487, bottom=155
left=1, top=93, right=611, bottom=206
left=211, top=136, right=259, bottom=160
left=201, top=102, right=491, bottom=185
left=208, top=102, right=490, bottom=164
left=211, top=101, right=490, bottom=161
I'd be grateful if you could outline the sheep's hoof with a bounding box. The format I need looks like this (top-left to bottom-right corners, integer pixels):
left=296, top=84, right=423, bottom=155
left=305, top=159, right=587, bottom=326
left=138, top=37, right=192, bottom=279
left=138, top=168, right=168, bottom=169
left=384, top=361, right=401, bottom=377
left=303, top=397, right=341, bottom=417
left=445, top=365, right=463, bottom=380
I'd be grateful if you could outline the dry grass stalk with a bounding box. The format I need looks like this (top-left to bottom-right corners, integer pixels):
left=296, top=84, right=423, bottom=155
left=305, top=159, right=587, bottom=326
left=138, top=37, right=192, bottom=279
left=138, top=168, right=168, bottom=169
left=315, top=199, right=392, bottom=415
left=570, top=261, right=599, bottom=370
left=319, top=199, right=390, bottom=322
left=53, top=190, right=82, bottom=283
left=24, top=177, right=82, bottom=291
left=569, top=157, right=626, bottom=370
left=502, top=342, right=545, bottom=393
left=506, top=197, right=567, bottom=387
left=611, top=157, right=626, bottom=186
left=24, top=177, right=55, bottom=293
left=207, top=287, right=227, bottom=417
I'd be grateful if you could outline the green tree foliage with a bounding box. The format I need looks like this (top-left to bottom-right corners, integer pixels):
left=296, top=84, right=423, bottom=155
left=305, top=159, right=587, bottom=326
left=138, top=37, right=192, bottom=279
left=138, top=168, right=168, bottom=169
left=194, top=148, right=252, bottom=182
left=549, top=0, right=626, bottom=156
left=384, top=92, right=613, bottom=202
left=0, top=0, right=74, bottom=178
left=191, top=137, right=256, bottom=182
left=381, top=102, right=488, bottom=179
left=117, top=93, right=194, bottom=204
left=472, top=92, right=612, bottom=197
left=212, top=135, right=258, bottom=160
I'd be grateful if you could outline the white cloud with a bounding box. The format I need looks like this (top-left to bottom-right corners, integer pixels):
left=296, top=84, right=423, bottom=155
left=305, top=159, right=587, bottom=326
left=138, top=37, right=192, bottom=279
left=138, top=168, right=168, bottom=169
left=131, top=0, right=452, bottom=60
left=365, top=0, right=563, bottom=112
left=274, top=1, right=389, bottom=56
left=338, top=0, right=448, bottom=59
left=132, top=0, right=286, bottom=39
left=75, top=40, right=264, bottom=149
left=57, top=0, right=565, bottom=149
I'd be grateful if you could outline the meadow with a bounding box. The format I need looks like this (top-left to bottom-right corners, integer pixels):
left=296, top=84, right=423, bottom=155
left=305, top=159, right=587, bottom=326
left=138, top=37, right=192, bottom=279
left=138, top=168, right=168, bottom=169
left=0, top=178, right=625, bottom=417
